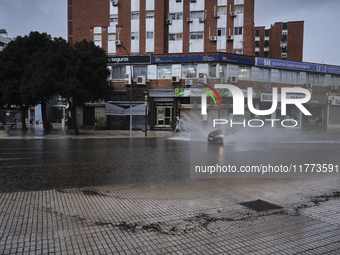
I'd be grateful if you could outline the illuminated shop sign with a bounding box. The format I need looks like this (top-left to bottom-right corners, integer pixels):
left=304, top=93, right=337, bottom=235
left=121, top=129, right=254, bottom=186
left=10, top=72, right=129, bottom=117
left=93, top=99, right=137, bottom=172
left=256, top=58, right=340, bottom=75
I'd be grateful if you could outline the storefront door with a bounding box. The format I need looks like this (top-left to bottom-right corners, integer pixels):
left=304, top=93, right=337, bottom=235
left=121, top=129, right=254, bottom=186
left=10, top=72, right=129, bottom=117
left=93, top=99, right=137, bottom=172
left=155, top=106, right=172, bottom=127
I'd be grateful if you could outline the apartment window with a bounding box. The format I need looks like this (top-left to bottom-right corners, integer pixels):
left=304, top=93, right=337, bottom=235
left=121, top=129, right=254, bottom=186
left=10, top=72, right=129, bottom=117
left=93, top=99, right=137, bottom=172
left=133, top=66, right=147, bottom=78
left=255, top=41, right=260, bottom=47
left=169, top=13, right=183, bottom=20
left=217, top=28, right=226, bottom=36
left=182, top=65, right=197, bottom=78
left=254, top=52, right=260, bottom=57
left=110, top=15, right=118, bottom=23
left=238, top=66, right=250, bottom=80
left=131, top=32, right=139, bottom=40
left=264, top=40, right=269, bottom=47
left=234, top=5, right=244, bottom=13
left=209, top=64, right=217, bottom=78
left=108, top=34, right=116, bottom=41
left=158, top=66, right=172, bottom=79
left=234, top=27, right=243, bottom=35
left=282, top=35, right=287, bottom=42
left=264, top=51, right=269, bottom=58
left=169, top=33, right=183, bottom=41
left=217, top=6, right=227, bottom=14
left=146, top=11, right=154, bottom=19
left=190, top=33, right=203, bottom=40
left=94, top=34, right=101, bottom=41
left=282, top=47, right=287, bottom=53
left=190, top=11, right=204, bottom=19
left=146, top=32, right=154, bottom=39
left=255, top=30, right=260, bottom=37
left=265, top=30, right=269, bottom=37
left=112, top=66, right=126, bottom=80
left=282, top=22, right=288, bottom=30
left=131, top=13, right=139, bottom=20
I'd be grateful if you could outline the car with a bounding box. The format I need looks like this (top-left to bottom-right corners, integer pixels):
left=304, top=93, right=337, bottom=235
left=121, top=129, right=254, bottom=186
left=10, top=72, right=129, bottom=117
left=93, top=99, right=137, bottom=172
left=207, top=129, right=224, bottom=144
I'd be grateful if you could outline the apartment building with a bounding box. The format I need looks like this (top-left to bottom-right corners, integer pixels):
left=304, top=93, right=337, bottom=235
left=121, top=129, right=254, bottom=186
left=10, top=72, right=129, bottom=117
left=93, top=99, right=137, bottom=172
left=255, top=21, right=304, bottom=62
left=67, top=0, right=340, bottom=130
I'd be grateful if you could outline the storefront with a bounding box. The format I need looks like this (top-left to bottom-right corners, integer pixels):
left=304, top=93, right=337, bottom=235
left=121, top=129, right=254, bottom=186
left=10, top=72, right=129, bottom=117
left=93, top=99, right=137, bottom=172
left=327, top=95, right=340, bottom=128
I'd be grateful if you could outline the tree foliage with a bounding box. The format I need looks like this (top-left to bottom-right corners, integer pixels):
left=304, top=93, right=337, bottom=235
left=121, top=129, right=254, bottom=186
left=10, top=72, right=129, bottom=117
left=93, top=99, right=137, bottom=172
left=0, top=32, right=110, bottom=133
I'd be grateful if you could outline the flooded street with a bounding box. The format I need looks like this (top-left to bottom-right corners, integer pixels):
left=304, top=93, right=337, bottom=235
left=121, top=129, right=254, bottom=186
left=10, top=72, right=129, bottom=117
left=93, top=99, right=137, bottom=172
left=1, top=129, right=339, bottom=192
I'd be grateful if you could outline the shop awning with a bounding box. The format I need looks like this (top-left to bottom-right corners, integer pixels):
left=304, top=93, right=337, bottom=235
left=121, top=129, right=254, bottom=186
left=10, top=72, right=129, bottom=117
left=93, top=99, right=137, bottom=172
left=105, top=103, right=125, bottom=116
left=123, top=104, right=148, bottom=116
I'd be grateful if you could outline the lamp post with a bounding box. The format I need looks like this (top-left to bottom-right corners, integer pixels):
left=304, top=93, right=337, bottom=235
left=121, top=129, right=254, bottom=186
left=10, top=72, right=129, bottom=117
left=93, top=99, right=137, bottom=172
left=144, top=92, right=148, bottom=137
left=122, top=46, right=132, bottom=137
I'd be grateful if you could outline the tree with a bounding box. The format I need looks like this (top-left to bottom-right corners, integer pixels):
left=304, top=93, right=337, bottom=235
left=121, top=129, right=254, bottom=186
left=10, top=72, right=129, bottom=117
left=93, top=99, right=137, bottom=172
left=0, top=32, right=57, bottom=131
left=57, top=40, right=110, bottom=134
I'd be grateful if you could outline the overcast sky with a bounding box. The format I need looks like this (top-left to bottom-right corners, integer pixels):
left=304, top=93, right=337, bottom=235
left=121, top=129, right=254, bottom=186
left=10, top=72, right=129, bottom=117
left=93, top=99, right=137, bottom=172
left=1, top=0, right=339, bottom=66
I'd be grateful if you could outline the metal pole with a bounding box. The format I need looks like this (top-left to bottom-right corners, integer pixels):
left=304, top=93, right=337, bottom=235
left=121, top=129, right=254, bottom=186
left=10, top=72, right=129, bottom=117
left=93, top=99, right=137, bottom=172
left=123, top=47, right=132, bottom=137
left=144, top=94, right=148, bottom=137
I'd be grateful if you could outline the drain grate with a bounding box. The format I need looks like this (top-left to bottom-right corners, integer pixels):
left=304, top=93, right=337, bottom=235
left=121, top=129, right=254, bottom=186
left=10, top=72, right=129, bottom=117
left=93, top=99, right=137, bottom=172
left=240, top=199, right=283, bottom=212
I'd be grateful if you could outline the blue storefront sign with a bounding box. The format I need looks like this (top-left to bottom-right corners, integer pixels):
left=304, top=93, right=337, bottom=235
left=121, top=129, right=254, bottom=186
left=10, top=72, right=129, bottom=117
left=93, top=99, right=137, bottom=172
left=152, top=54, right=254, bottom=65
left=256, top=58, right=340, bottom=75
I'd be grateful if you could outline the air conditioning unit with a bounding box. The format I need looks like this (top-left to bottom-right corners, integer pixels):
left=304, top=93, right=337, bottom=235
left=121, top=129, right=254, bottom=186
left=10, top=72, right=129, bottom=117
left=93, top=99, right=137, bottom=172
left=112, top=0, right=118, bottom=6
left=281, top=53, right=287, bottom=58
left=187, top=18, right=193, bottom=23
left=230, top=12, right=237, bottom=17
left=137, top=76, right=146, bottom=85
left=305, top=82, right=312, bottom=89
left=172, top=76, right=180, bottom=83
left=166, top=19, right=172, bottom=25
left=199, top=18, right=205, bottom=23
left=210, top=36, right=217, bottom=41
left=115, top=40, right=121, bottom=46
left=198, top=73, right=207, bottom=84
left=226, top=35, right=234, bottom=40
left=185, top=79, right=194, bottom=86
left=282, top=31, right=287, bottom=35
left=125, top=74, right=131, bottom=85
left=228, top=76, right=238, bottom=84
left=214, top=13, right=220, bottom=18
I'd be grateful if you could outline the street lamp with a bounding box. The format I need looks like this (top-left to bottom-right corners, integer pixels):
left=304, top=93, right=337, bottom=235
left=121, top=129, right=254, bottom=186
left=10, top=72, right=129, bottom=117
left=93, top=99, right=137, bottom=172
left=122, top=46, right=133, bottom=137
left=144, top=92, right=148, bottom=137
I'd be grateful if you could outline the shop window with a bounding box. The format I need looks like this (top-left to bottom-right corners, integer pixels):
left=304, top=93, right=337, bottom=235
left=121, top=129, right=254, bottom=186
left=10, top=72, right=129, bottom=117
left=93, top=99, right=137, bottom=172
left=158, top=66, right=172, bottom=79
left=209, top=64, right=217, bottom=78
left=219, top=65, right=226, bottom=79
left=182, top=65, right=197, bottom=78
left=238, top=66, right=250, bottom=80
left=111, top=66, right=126, bottom=80
left=133, top=66, right=147, bottom=78
left=259, top=68, right=271, bottom=82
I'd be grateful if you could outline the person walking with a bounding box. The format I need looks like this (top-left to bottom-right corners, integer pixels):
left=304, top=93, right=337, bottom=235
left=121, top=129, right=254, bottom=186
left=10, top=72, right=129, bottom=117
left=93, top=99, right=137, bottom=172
left=174, top=116, right=182, bottom=134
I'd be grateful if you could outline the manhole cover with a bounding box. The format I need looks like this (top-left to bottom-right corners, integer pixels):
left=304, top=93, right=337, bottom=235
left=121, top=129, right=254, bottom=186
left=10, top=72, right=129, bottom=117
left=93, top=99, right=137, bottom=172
left=240, top=199, right=283, bottom=212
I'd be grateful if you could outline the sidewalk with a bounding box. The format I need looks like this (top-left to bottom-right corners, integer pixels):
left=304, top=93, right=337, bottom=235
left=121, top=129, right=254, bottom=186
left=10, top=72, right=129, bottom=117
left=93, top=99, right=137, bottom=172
left=1, top=177, right=340, bottom=254
left=2, top=123, right=174, bottom=139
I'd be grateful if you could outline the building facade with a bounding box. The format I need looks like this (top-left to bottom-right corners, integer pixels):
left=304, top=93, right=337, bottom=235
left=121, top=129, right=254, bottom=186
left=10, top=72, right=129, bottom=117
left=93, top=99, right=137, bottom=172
left=255, top=21, right=304, bottom=62
left=67, top=0, right=340, bottom=130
